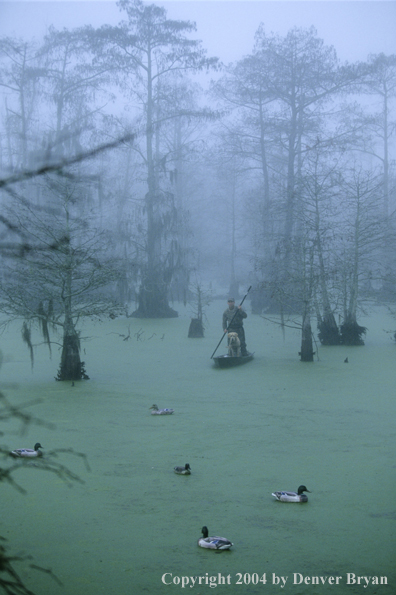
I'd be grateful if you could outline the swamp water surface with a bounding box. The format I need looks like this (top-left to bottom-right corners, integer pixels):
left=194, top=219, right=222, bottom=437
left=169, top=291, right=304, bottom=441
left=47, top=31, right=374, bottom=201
left=1, top=300, right=395, bottom=594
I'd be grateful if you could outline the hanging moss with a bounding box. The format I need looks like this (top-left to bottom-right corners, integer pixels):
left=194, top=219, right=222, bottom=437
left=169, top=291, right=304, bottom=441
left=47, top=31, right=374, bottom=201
left=37, top=300, right=52, bottom=354
left=21, top=322, right=34, bottom=368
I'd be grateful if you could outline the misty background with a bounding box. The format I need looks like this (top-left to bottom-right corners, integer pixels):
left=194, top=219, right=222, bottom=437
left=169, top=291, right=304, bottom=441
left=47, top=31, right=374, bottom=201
left=0, top=0, right=396, bottom=365
left=2, top=1, right=396, bottom=64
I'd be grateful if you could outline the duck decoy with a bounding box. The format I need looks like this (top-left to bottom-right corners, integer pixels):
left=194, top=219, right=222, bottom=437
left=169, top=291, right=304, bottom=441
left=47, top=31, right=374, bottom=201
left=149, top=404, right=174, bottom=415
left=272, top=485, right=311, bottom=503
left=10, top=443, right=43, bottom=458
left=198, top=526, right=233, bottom=550
left=174, top=463, right=191, bottom=475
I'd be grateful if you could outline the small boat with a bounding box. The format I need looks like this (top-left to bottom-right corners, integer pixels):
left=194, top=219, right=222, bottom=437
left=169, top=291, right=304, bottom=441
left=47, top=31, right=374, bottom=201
left=213, top=352, right=254, bottom=369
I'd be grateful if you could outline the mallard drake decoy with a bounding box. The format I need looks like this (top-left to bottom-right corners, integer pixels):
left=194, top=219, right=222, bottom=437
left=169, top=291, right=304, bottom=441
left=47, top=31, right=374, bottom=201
left=272, top=485, right=311, bottom=503
left=149, top=404, right=174, bottom=415
left=10, top=443, right=43, bottom=458
left=174, top=463, right=191, bottom=475
left=198, top=526, right=233, bottom=550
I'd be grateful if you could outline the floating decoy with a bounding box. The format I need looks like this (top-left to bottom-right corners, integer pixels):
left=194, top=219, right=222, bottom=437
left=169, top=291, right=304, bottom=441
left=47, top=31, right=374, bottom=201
left=149, top=404, right=174, bottom=415
left=344, top=357, right=348, bottom=363
left=10, top=443, right=43, bottom=458
left=174, top=463, right=191, bottom=475
left=272, top=485, right=311, bottom=503
left=198, top=526, right=233, bottom=550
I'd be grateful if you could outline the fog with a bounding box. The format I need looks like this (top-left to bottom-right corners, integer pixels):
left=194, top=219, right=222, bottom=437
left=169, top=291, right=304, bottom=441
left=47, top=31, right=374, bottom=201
left=1, top=0, right=395, bottom=312
left=2, top=0, right=396, bottom=63
left=1, top=0, right=396, bottom=312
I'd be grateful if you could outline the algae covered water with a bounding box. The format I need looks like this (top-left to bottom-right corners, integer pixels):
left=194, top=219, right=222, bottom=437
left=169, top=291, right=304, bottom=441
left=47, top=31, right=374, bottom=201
left=1, top=300, right=395, bottom=594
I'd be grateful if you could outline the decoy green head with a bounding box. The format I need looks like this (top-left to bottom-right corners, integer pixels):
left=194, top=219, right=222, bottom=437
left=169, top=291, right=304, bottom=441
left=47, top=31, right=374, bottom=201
left=297, top=485, right=310, bottom=494
left=34, top=443, right=43, bottom=450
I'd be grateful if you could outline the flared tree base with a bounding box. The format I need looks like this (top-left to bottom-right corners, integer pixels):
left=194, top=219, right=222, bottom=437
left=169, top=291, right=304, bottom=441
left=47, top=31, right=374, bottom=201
left=55, top=361, right=89, bottom=382
left=131, top=305, right=178, bottom=318
left=318, top=316, right=341, bottom=345
left=130, top=283, right=178, bottom=318
left=340, top=321, right=367, bottom=346
left=188, top=318, right=204, bottom=338
left=300, top=318, right=315, bottom=362
left=55, top=333, right=89, bottom=381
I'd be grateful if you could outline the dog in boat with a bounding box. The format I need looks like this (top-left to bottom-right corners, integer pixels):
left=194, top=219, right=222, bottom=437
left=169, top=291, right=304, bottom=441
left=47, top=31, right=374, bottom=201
left=227, top=331, right=241, bottom=357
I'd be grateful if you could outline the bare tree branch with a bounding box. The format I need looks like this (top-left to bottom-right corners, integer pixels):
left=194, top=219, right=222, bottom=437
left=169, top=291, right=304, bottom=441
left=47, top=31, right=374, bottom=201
left=0, top=133, right=135, bottom=190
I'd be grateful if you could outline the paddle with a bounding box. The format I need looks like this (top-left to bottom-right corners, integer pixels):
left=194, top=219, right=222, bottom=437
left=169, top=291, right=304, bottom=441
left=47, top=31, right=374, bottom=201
left=210, top=286, right=252, bottom=359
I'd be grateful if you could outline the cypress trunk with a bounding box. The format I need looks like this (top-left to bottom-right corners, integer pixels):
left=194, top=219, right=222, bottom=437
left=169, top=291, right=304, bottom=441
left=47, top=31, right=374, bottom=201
left=132, top=275, right=178, bottom=318
left=188, top=318, right=204, bottom=338
left=300, top=311, right=315, bottom=362
left=130, top=46, right=177, bottom=320
left=318, top=312, right=341, bottom=345
left=340, top=314, right=367, bottom=346
left=56, top=317, right=89, bottom=381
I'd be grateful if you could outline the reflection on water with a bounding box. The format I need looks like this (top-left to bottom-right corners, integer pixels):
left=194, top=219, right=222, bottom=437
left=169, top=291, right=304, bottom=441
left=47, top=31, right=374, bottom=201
left=1, top=301, right=395, bottom=593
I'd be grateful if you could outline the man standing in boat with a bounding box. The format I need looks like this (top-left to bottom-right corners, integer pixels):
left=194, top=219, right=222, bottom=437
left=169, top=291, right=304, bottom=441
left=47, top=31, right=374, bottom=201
left=223, top=297, right=248, bottom=356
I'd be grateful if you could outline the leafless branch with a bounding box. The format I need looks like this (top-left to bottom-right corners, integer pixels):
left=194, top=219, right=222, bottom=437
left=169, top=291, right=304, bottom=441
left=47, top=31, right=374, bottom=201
left=0, top=133, right=135, bottom=190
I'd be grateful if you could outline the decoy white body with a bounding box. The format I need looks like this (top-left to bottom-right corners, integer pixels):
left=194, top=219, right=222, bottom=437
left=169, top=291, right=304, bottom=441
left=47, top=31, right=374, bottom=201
left=198, top=526, right=233, bottom=550
left=174, top=463, right=191, bottom=475
left=149, top=404, right=174, bottom=415
left=10, top=443, right=43, bottom=458
left=272, top=485, right=311, bottom=503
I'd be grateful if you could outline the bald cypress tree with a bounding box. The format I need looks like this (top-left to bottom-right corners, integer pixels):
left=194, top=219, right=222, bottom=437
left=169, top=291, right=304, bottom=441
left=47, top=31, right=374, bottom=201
left=0, top=175, right=120, bottom=381
left=99, top=0, right=218, bottom=317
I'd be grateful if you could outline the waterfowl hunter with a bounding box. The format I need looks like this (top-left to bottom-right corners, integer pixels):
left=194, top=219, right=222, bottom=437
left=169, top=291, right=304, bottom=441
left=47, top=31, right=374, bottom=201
left=10, top=443, right=43, bottom=458
left=149, top=404, right=174, bottom=415
left=272, top=485, right=311, bottom=503
left=198, top=526, right=233, bottom=550
left=174, top=463, right=191, bottom=475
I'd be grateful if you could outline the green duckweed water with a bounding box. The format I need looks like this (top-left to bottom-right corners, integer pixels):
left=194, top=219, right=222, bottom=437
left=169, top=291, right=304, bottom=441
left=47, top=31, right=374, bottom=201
left=1, top=301, right=395, bottom=594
